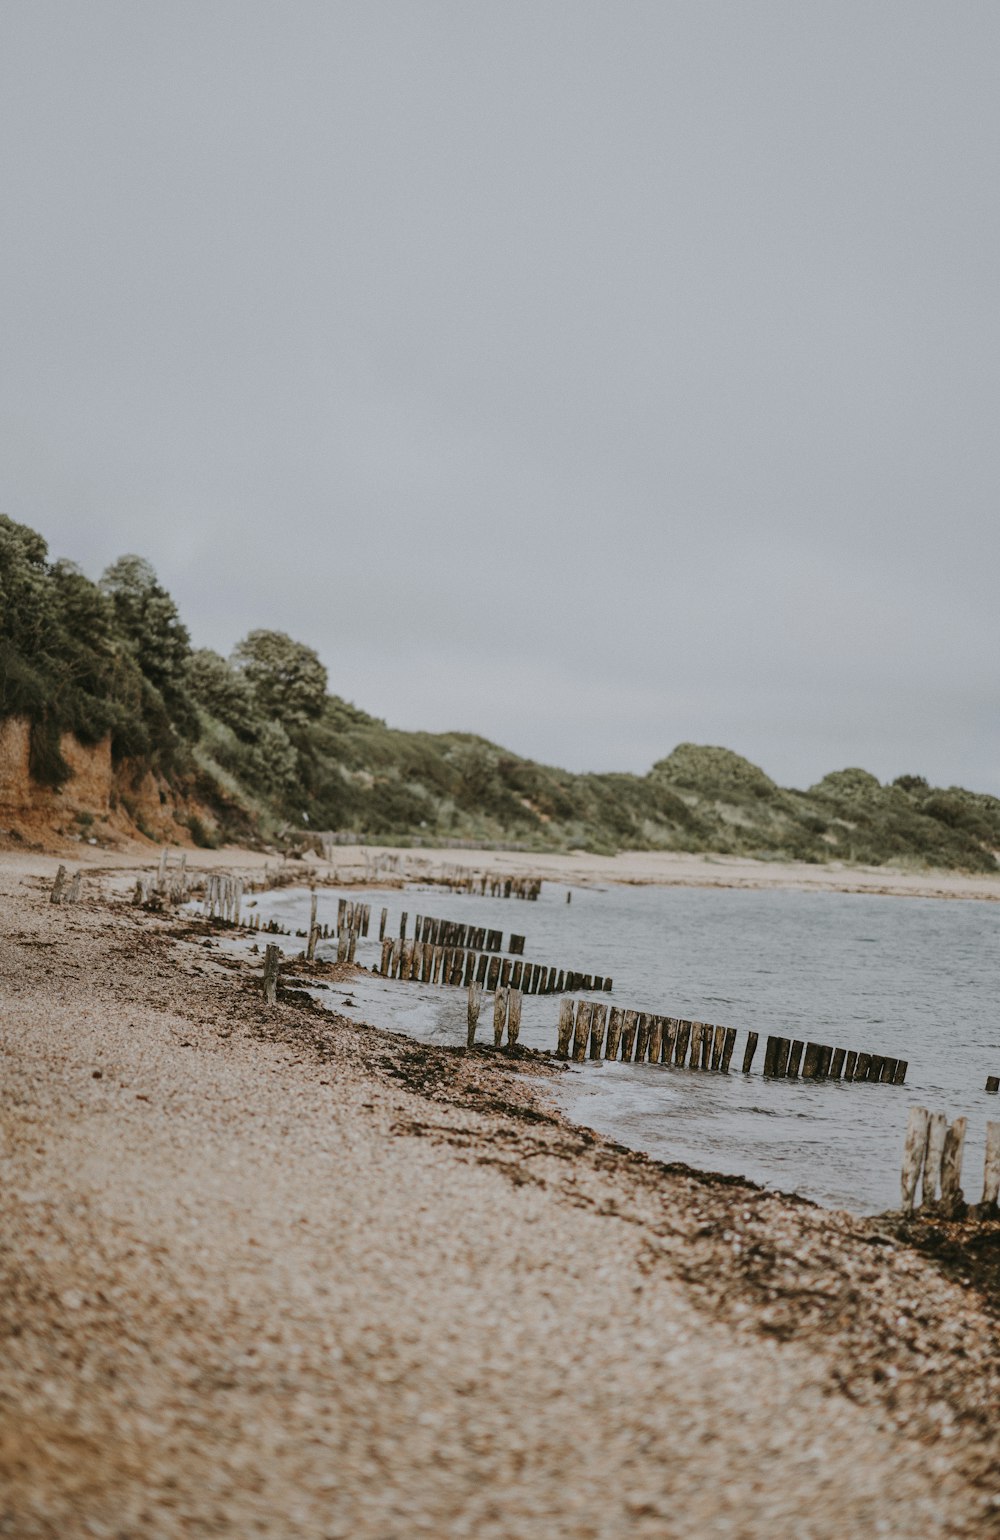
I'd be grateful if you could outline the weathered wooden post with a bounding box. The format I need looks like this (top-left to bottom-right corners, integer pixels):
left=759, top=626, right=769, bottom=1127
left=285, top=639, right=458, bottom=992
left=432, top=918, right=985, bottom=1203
left=787, top=1040, right=804, bottom=1078
left=507, top=989, right=522, bottom=1049
left=605, top=1006, right=624, bottom=1060
left=710, top=1024, right=726, bottom=1071
left=400, top=911, right=408, bottom=940
left=635, top=1013, right=651, bottom=1062
left=66, top=872, right=82, bottom=903
left=743, top=1032, right=759, bottom=1074
left=647, top=1016, right=663, bottom=1063
left=589, top=1003, right=607, bottom=1058
left=986, top=1076, right=999, bottom=1095
left=830, top=1047, right=845, bottom=1080
left=674, top=1019, right=691, bottom=1067
left=720, top=1027, right=737, bottom=1073
left=306, top=891, right=318, bottom=961
left=50, top=865, right=67, bottom=904
left=467, top=982, right=482, bottom=1048
left=379, top=907, right=387, bottom=940
left=556, top=999, right=575, bottom=1058
left=921, top=1111, right=947, bottom=1206
left=572, top=1002, right=592, bottom=1062
left=900, top=1106, right=929, bottom=1213
left=662, top=1017, right=677, bottom=1064
left=493, top=986, right=508, bottom=1048
left=940, top=1117, right=967, bottom=1215
left=263, top=944, right=280, bottom=1005
left=844, top=1050, right=858, bottom=1081
left=982, top=1122, right=1000, bottom=1210
left=802, top=1043, right=821, bottom=1079
left=621, top=1010, right=638, bottom=1061
left=380, top=938, right=392, bottom=975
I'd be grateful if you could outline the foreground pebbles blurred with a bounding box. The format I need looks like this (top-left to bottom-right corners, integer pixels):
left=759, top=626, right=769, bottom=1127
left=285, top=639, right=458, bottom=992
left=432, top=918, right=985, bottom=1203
left=2, top=855, right=998, bottom=1538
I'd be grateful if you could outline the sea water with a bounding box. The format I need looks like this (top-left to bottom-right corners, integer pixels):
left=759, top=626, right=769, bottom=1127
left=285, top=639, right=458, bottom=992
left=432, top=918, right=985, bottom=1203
left=246, top=879, right=998, bottom=1215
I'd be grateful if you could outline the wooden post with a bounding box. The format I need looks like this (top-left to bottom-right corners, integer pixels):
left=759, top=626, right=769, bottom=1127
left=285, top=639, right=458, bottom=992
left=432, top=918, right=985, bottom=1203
left=674, top=1020, right=691, bottom=1067
left=306, top=891, right=318, bottom=960
left=802, top=1042, right=821, bottom=1079
left=743, top=1032, right=759, bottom=1074
left=390, top=937, right=402, bottom=977
left=347, top=931, right=358, bottom=964
left=844, top=1050, right=858, bottom=1081
left=816, top=1045, right=832, bottom=1079
left=774, top=1038, right=791, bottom=1077
left=380, top=938, right=392, bottom=974
left=337, top=930, right=349, bottom=963
left=986, top=1076, right=999, bottom=1095
left=940, top=1117, right=967, bottom=1215
left=621, top=1010, right=638, bottom=1061
left=982, top=1122, right=1000, bottom=1209
left=50, top=865, right=67, bottom=904
left=605, top=1007, right=624, bottom=1060
left=572, top=1002, right=592, bottom=1061
left=900, top=1106, right=929, bottom=1213
left=830, top=1047, right=845, bottom=1080
left=921, top=1111, right=947, bottom=1206
left=400, top=911, right=408, bottom=940
left=687, top=1022, right=702, bottom=1070
left=787, top=1040, right=804, bottom=1078
left=467, top=981, right=483, bottom=1047
left=720, top=1027, right=737, bottom=1073
left=507, top=989, right=523, bottom=1049
left=486, top=956, right=500, bottom=991
left=66, top=872, right=82, bottom=903
left=556, top=999, right=575, bottom=1058
left=635, top=1013, right=651, bottom=1061
left=710, top=1024, right=726, bottom=1072
left=854, top=1052, right=871, bottom=1082
left=662, top=1017, right=677, bottom=1064
left=589, top=1003, right=608, bottom=1058
left=646, top=1015, right=663, bottom=1062
left=263, top=944, right=280, bottom=1005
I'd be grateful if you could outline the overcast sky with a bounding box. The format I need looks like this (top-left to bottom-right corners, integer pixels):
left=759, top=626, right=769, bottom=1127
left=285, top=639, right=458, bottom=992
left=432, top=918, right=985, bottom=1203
left=2, top=3, right=998, bottom=793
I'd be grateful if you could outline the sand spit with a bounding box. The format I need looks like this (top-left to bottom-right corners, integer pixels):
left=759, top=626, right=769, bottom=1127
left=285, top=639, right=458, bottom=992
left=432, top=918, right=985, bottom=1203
left=2, top=855, right=998, bottom=1538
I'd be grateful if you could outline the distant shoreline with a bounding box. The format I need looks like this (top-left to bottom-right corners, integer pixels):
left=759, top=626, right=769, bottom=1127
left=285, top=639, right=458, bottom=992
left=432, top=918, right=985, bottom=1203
left=22, top=838, right=1000, bottom=903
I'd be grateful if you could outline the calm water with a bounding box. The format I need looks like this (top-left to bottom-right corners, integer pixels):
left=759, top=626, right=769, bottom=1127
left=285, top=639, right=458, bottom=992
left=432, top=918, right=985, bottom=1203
left=245, top=880, right=999, bottom=1214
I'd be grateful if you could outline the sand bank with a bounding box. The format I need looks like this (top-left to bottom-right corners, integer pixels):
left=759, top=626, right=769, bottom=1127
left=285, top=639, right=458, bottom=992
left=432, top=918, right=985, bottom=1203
left=2, top=852, right=998, bottom=1537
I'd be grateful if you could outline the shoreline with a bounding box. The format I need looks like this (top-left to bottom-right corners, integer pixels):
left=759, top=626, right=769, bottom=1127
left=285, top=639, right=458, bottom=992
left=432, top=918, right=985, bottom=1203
left=12, top=836, right=1000, bottom=903
left=3, top=851, right=999, bottom=1534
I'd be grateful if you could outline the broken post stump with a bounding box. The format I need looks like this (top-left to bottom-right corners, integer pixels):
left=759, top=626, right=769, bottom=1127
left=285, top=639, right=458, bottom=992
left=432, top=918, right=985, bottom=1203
left=467, top=981, right=482, bottom=1047
left=572, top=1002, right=593, bottom=1062
left=940, top=1117, right=967, bottom=1215
left=507, top=989, right=523, bottom=1049
left=263, top=944, right=280, bottom=1005
left=493, top=986, right=508, bottom=1049
left=556, top=998, right=575, bottom=1058
left=900, top=1106, right=929, bottom=1213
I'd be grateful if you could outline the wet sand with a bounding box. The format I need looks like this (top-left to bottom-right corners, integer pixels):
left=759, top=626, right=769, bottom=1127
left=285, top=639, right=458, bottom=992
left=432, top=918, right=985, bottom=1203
left=2, top=851, right=998, bottom=1537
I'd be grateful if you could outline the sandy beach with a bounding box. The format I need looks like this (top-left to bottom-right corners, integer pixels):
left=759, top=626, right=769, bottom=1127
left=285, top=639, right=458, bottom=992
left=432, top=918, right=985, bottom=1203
left=2, top=849, right=999, bottom=1537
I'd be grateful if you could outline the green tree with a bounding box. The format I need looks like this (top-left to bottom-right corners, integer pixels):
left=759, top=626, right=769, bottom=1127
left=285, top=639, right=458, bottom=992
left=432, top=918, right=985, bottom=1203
left=230, top=629, right=327, bottom=731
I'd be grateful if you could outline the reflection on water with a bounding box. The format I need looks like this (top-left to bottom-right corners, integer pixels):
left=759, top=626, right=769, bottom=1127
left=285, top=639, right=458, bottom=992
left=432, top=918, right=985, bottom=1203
left=248, top=879, right=998, bottom=1215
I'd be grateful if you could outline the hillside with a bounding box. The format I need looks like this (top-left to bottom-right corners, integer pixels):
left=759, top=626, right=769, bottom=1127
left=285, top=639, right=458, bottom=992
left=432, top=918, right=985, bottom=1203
left=2, top=513, right=998, bottom=870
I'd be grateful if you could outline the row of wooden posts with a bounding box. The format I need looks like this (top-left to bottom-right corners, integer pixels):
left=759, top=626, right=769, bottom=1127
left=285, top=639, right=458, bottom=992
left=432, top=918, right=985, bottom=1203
left=437, top=871, right=542, bottom=900
left=379, top=937, right=612, bottom=996
left=551, top=999, right=907, bottom=1084
left=201, top=873, right=244, bottom=924
left=761, top=1034, right=907, bottom=1084
left=381, top=908, right=524, bottom=955
left=901, top=1107, right=999, bottom=1218
left=556, top=999, right=738, bottom=1069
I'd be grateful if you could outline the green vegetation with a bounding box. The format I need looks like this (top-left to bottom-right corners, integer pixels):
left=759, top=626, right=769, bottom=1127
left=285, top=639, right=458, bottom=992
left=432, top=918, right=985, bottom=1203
left=1, top=514, right=998, bottom=870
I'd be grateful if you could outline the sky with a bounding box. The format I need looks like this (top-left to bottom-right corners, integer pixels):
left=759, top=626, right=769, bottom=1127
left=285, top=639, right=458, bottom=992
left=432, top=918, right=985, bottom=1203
left=2, top=2, right=999, bottom=793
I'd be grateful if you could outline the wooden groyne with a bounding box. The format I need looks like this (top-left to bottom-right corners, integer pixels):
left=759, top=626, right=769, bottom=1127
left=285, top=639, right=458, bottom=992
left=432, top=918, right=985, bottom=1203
left=377, top=941, right=612, bottom=996
left=554, top=998, right=906, bottom=1084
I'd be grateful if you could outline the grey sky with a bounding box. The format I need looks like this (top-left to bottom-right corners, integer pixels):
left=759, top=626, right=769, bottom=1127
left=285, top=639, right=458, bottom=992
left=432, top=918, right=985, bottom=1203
left=2, top=2, right=998, bottom=792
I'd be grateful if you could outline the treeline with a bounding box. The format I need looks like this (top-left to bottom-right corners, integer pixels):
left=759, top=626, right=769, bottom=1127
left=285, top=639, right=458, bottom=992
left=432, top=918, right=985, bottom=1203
left=1, top=514, right=998, bottom=870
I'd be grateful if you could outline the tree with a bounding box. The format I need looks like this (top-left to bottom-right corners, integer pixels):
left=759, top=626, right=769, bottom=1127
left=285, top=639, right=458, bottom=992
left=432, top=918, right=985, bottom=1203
left=100, top=555, right=196, bottom=739
left=230, top=630, right=327, bottom=731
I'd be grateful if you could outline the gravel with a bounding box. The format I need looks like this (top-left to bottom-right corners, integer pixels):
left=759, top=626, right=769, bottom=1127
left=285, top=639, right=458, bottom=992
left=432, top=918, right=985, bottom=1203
left=1, top=857, right=998, bottom=1538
